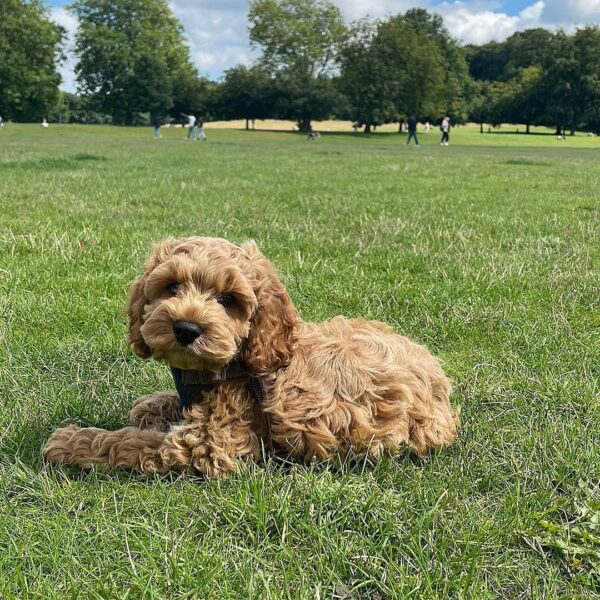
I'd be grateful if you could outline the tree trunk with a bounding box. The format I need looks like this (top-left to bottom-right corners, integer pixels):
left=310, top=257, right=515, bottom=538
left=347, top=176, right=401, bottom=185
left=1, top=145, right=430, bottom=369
left=364, top=123, right=371, bottom=134
left=298, top=118, right=311, bottom=133
left=526, top=123, right=530, bottom=134
left=480, top=121, right=483, bottom=134
left=245, top=118, right=249, bottom=130
left=555, top=125, right=562, bottom=136
left=398, top=120, right=404, bottom=133
left=570, top=129, right=575, bottom=136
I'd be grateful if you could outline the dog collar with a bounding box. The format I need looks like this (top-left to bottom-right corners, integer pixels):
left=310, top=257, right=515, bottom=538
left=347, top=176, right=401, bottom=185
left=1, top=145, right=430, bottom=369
left=170, top=361, right=273, bottom=452
left=171, top=359, right=250, bottom=409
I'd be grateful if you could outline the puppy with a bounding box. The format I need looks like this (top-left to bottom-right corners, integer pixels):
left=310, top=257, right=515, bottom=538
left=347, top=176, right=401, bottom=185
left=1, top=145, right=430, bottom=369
left=44, top=237, right=459, bottom=477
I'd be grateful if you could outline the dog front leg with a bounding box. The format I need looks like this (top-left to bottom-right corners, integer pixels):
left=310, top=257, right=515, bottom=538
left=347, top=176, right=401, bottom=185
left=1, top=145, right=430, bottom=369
left=159, top=387, right=262, bottom=478
left=43, top=425, right=167, bottom=473
left=129, top=391, right=181, bottom=431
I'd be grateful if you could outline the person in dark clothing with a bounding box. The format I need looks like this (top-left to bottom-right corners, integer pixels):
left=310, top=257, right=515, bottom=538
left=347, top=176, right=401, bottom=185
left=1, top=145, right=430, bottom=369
left=196, top=117, right=207, bottom=141
left=406, top=116, right=419, bottom=146
left=152, top=114, right=162, bottom=139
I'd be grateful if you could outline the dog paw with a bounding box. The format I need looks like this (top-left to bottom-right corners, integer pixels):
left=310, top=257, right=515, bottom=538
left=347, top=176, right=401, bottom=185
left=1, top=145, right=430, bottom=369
left=140, top=454, right=166, bottom=474
left=129, top=392, right=180, bottom=431
left=43, top=425, right=83, bottom=464
left=190, top=449, right=238, bottom=478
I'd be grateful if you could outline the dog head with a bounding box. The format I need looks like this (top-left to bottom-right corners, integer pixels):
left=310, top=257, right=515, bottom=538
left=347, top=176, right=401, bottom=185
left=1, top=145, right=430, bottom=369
left=127, top=237, right=298, bottom=374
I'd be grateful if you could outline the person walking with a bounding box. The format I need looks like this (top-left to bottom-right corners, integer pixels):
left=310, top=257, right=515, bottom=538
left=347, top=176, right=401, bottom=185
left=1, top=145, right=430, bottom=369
left=440, top=116, right=450, bottom=146
left=182, top=113, right=196, bottom=140
left=196, top=117, right=207, bottom=141
left=406, top=116, right=419, bottom=146
left=152, top=114, right=162, bottom=139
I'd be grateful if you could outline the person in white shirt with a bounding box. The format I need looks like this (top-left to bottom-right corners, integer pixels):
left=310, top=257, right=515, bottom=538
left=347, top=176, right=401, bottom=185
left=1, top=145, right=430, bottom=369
left=182, top=113, right=196, bottom=140
left=440, top=116, right=450, bottom=146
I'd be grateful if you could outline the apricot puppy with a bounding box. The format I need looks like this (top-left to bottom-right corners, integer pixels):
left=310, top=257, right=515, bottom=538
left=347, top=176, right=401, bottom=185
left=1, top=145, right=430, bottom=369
left=44, top=237, right=459, bottom=477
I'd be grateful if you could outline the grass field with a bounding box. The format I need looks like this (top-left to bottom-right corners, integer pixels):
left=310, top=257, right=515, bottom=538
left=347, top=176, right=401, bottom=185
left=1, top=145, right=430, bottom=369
left=0, top=124, right=598, bottom=599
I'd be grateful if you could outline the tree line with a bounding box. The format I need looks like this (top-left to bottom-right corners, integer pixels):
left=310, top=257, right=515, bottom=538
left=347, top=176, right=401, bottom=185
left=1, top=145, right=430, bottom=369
left=2, top=0, right=600, bottom=135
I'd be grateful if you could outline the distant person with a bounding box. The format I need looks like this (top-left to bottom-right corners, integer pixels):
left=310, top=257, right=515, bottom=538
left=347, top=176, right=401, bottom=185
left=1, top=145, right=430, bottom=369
left=196, top=117, right=207, bottom=141
left=406, top=116, right=419, bottom=146
left=440, top=116, right=450, bottom=146
left=182, top=113, right=196, bottom=140
left=424, top=121, right=430, bottom=133
left=42, top=117, right=49, bottom=128
left=152, top=115, right=162, bottom=139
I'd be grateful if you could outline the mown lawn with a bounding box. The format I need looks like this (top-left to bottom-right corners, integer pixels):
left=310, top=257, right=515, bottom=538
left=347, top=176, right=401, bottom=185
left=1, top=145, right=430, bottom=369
left=0, top=124, right=598, bottom=599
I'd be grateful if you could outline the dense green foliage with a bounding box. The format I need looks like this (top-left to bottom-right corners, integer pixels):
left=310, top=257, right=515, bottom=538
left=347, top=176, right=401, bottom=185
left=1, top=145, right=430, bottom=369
left=466, top=27, right=600, bottom=134
left=339, top=16, right=446, bottom=132
left=69, top=0, right=198, bottom=124
left=0, top=0, right=64, bottom=122
left=249, top=0, right=347, bottom=130
left=0, top=125, right=598, bottom=597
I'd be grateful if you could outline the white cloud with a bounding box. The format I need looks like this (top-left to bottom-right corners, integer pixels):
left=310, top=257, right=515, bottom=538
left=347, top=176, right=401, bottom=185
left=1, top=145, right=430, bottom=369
left=520, top=1, right=545, bottom=21
left=50, top=7, right=79, bottom=91
left=435, top=1, right=546, bottom=44
left=337, top=0, right=427, bottom=20
left=170, top=0, right=255, bottom=78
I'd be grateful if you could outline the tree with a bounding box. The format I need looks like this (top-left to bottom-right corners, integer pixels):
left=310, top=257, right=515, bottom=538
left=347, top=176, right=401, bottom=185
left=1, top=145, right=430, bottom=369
left=170, top=74, right=219, bottom=122
left=502, top=28, right=555, bottom=80
left=400, top=9, right=472, bottom=122
left=571, top=27, right=600, bottom=133
left=70, top=0, right=198, bottom=124
left=502, top=66, right=546, bottom=133
left=375, top=16, right=445, bottom=126
left=0, top=0, right=65, bottom=121
left=466, top=27, right=557, bottom=133
left=536, top=32, right=579, bottom=135
left=248, top=0, right=346, bottom=130
left=271, top=68, right=346, bottom=127
left=219, top=66, right=272, bottom=129
left=339, top=15, right=445, bottom=133
left=53, top=91, right=112, bottom=124
left=465, top=41, right=507, bottom=82
left=532, top=28, right=600, bottom=135
left=339, top=19, right=393, bottom=133
left=467, top=81, right=491, bottom=133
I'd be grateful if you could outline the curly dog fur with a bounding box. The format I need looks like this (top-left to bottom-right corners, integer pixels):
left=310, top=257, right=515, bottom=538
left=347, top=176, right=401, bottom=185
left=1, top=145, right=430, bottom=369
left=44, top=237, right=459, bottom=477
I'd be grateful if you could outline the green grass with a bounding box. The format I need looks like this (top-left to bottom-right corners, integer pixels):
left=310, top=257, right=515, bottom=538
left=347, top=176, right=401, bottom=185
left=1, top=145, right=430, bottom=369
left=0, top=124, right=598, bottom=599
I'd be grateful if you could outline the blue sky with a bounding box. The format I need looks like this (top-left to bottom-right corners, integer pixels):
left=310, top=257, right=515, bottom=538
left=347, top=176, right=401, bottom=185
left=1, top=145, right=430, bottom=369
left=48, top=0, right=600, bottom=90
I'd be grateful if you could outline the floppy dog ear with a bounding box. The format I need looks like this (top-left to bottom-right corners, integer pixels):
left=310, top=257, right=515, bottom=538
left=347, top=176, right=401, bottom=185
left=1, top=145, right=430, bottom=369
left=240, top=241, right=299, bottom=374
left=127, top=240, right=177, bottom=358
left=127, top=275, right=151, bottom=358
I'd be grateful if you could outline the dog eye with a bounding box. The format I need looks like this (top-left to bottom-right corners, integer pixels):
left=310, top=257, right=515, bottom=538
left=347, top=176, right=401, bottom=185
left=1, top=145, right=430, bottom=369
left=167, top=283, right=180, bottom=295
left=217, top=293, right=236, bottom=308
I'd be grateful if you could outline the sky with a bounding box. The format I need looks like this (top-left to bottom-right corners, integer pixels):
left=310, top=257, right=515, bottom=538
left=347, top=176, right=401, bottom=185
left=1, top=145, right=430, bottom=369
left=47, top=0, right=600, bottom=92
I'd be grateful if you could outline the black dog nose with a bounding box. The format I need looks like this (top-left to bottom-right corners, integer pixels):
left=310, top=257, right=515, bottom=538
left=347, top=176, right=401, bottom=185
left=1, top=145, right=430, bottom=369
left=173, top=321, right=203, bottom=345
